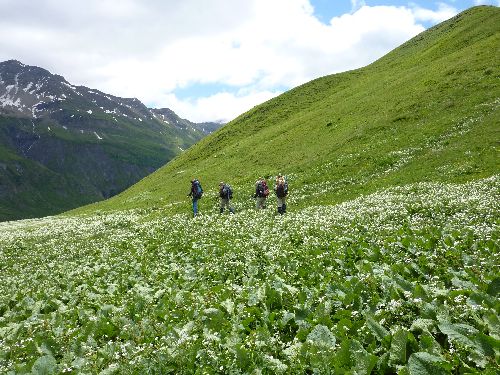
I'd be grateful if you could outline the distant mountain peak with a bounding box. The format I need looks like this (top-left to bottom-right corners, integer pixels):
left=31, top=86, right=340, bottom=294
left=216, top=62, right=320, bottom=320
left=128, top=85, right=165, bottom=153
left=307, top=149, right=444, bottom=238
left=0, top=60, right=224, bottom=221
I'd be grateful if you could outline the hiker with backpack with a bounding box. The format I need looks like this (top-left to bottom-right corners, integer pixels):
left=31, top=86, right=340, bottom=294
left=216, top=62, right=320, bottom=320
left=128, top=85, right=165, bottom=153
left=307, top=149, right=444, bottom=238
left=274, top=174, right=288, bottom=215
left=219, top=181, right=235, bottom=214
left=187, top=178, right=203, bottom=217
left=253, top=177, right=269, bottom=209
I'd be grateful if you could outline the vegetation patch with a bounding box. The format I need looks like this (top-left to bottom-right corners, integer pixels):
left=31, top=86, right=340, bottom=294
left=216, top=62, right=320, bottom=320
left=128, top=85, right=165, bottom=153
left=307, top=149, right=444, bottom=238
left=0, top=177, right=498, bottom=373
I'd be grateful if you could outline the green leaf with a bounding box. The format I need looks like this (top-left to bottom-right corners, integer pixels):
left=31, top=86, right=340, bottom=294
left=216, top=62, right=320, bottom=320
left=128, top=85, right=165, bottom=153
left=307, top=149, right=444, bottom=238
left=438, top=322, right=477, bottom=348
left=333, top=339, right=351, bottom=368
left=413, top=284, right=429, bottom=301
left=99, top=363, right=120, bottom=375
left=438, top=322, right=498, bottom=368
left=350, top=339, right=378, bottom=375
left=410, top=318, right=436, bottom=333
left=418, top=332, right=442, bottom=356
left=474, top=333, right=498, bottom=357
left=306, top=324, right=336, bottom=348
left=484, top=313, right=500, bottom=340
left=31, top=355, right=57, bottom=375
left=468, top=291, right=497, bottom=309
left=390, top=328, right=409, bottom=365
left=408, top=352, right=451, bottom=375
left=366, top=316, right=390, bottom=341
left=394, top=274, right=414, bottom=292
left=220, top=298, right=234, bottom=315
left=486, top=277, right=500, bottom=297
left=202, top=307, right=225, bottom=330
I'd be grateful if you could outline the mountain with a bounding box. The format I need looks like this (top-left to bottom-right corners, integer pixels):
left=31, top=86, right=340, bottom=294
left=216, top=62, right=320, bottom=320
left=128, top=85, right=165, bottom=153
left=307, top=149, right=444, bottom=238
left=79, top=5, right=499, bottom=215
left=150, top=108, right=223, bottom=137
left=0, top=60, right=223, bottom=221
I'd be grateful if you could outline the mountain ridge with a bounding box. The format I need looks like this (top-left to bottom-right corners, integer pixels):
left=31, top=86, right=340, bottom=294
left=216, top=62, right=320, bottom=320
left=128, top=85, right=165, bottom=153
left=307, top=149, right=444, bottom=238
left=0, top=60, right=224, bottom=221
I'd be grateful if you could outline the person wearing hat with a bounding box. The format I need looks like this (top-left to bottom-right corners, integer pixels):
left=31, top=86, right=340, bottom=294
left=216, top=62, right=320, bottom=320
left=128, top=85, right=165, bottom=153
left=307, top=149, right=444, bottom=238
left=274, top=174, right=288, bottom=215
left=219, top=181, right=235, bottom=214
left=254, top=177, right=269, bottom=209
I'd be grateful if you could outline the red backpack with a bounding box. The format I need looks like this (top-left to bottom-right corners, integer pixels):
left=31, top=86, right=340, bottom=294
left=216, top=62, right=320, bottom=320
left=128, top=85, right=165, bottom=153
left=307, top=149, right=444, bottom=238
left=262, top=180, right=270, bottom=197
left=257, top=180, right=270, bottom=197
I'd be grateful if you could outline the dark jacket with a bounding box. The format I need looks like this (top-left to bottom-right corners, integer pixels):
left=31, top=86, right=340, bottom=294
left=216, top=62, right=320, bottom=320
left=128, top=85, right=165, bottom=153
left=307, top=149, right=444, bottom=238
left=254, top=180, right=268, bottom=198
left=188, top=180, right=202, bottom=199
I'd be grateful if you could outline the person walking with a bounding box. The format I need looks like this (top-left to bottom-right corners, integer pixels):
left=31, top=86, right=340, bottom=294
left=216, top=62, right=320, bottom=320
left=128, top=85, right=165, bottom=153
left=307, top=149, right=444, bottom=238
left=187, top=178, right=203, bottom=217
left=254, top=177, right=269, bottom=209
left=219, top=181, right=235, bottom=214
left=274, top=174, right=288, bottom=215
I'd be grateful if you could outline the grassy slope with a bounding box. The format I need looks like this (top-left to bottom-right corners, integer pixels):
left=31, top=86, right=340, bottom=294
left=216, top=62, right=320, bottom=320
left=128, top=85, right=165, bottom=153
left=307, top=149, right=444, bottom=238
left=74, top=6, right=499, bottom=216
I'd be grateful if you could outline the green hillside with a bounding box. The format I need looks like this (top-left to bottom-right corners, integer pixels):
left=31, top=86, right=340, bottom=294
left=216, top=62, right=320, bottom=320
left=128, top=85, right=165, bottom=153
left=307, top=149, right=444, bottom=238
left=75, top=5, right=499, bottom=217
left=1, top=6, right=499, bottom=375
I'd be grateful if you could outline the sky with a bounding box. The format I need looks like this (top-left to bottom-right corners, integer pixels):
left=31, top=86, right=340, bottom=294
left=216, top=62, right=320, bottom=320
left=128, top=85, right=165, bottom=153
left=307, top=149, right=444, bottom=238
left=0, top=0, right=498, bottom=123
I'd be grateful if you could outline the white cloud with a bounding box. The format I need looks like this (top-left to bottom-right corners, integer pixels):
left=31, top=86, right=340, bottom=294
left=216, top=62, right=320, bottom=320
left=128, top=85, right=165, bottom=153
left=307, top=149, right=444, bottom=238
left=410, top=2, right=458, bottom=23
left=0, top=0, right=462, bottom=122
left=156, top=90, right=282, bottom=124
left=350, top=0, right=367, bottom=12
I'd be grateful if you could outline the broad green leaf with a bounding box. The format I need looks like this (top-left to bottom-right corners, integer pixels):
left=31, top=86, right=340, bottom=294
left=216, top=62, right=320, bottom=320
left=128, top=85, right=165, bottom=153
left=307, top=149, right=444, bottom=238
left=71, top=357, right=87, bottom=370
left=486, top=277, right=500, bottom=297
left=350, top=339, right=378, bottom=375
left=438, top=322, right=477, bottom=348
left=468, top=292, right=497, bottom=309
left=390, top=328, right=409, bottom=365
left=367, top=316, right=390, bottom=341
left=418, top=332, right=442, bottom=356
left=220, top=298, right=234, bottom=315
left=333, top=339, right=352, bottom=368
left=394, top=274, right=414, bottom=292
left=474, top=333, right=498, bottom=357
left=438, top=322, right=498, bottom=367
left=98, top=363, right=120, bottom=375
left=202, top=307, right=225, bottom=330
left=413, top=284, right=429, bottom=301
left=408, top=352, right=451, bottom=375
left=31, top=355, right=57, bottom=375
left=483, top=313, right=500, bottom=340
left=306, top=324, right=336, bottom=348
left=410, top=318, right=436, bottom=333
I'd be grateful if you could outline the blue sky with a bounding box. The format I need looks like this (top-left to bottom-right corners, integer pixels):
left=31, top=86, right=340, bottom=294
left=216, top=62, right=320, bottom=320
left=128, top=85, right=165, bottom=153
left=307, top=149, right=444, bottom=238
left=0, top=0, right=498, bottom=122
left=311, top=0, right=494, bottom=22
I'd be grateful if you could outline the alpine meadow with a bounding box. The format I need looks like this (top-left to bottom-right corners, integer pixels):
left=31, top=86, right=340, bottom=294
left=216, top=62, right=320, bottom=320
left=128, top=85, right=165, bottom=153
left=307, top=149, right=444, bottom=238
left=1, top=5, right=499, bottom=375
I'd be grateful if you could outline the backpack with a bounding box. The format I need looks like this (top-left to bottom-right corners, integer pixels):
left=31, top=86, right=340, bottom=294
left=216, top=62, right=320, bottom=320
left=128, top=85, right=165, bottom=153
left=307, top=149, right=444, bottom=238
left=222, top=184, right=233, bottom=199
left=276, top=177, right=288, bottom=198
left=193, top=180, right=203, bottom=199
left=260, top=180, right=270, bottom=197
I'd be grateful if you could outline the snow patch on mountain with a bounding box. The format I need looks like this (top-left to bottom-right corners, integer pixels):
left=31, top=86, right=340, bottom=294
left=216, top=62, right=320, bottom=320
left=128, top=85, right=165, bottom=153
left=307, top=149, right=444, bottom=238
left=0, top=96, right=21, bottom=108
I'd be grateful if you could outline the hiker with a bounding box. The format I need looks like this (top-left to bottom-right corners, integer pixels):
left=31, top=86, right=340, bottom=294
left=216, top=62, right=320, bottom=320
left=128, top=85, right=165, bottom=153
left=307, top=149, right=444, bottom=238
left=187, top=178, right=203, bottom=217
left=274, top=174, right=288, bottom=215
left=219, top=181, right=235, bottom=214
left=253, top=177, right=269, bottom=209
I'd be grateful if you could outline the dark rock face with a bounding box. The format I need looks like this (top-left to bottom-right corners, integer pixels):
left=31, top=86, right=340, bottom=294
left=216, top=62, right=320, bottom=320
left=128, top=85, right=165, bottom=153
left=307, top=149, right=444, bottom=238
left=0, top=60, right=224, bottom=221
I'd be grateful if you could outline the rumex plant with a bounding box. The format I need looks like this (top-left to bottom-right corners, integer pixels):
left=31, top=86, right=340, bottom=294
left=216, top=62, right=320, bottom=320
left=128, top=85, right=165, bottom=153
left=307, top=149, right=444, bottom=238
left=0, top=176, right=498, bottom=374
